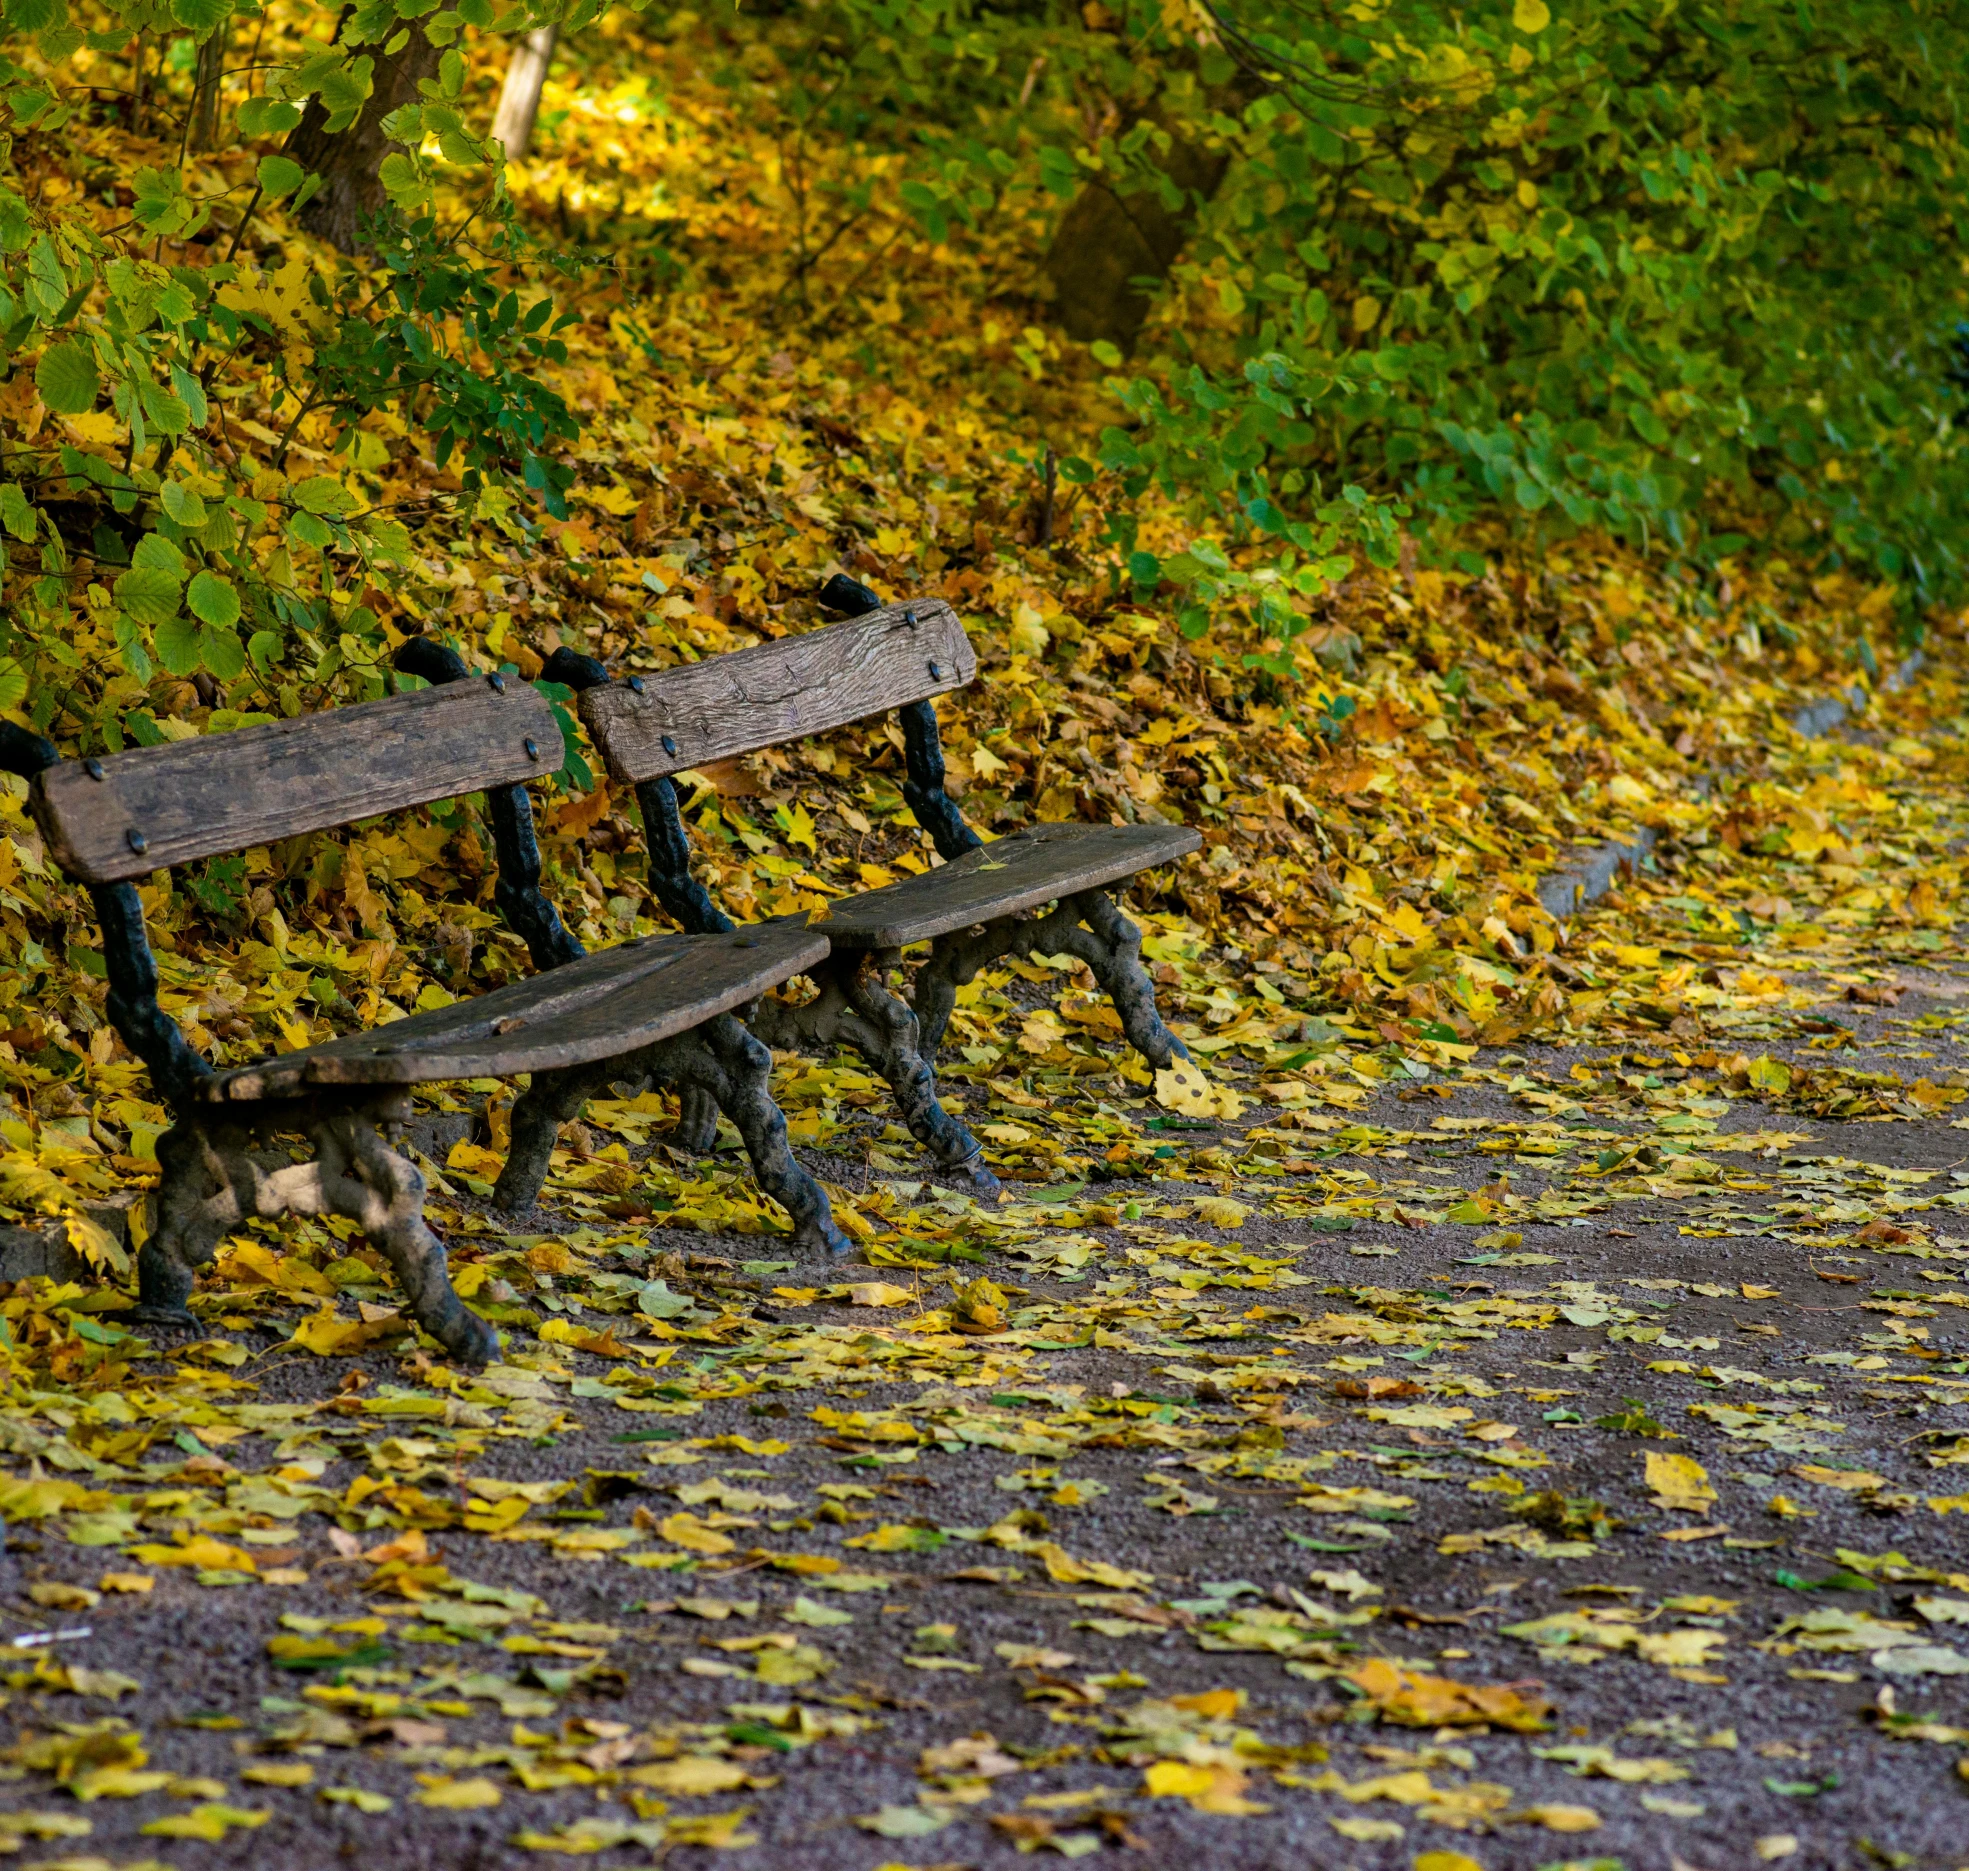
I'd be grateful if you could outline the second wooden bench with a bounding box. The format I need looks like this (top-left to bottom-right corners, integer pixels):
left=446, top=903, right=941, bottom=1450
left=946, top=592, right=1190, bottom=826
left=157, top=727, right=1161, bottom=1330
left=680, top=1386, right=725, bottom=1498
left=566, top=581, right=1200, bottom=1184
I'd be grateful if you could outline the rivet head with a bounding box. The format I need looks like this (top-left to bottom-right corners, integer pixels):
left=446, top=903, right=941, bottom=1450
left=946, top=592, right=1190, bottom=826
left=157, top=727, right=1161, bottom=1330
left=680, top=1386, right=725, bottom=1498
left=83, top=758, right=104, bottom=780
left=126, top=828, right=147, bottom=855
left=661, top=734, right=678, bottom=756
left=524, top=737, right=540, bottom=760
left=629, top=675, right=645, bottom=693
left=487, top=672, right=507, bottom=693
left=927, top=660, right=942, bottom=679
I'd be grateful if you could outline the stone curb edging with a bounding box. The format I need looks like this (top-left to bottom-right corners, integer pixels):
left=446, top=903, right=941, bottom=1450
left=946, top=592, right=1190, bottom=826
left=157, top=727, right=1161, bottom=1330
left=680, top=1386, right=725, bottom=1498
left=1536, top=651, right=1928, bottom=919
left=1536, top=827, right=1659, bottom=918
left=1787, top=649, right=1925, bottom=737
left=0, top=1223, right=89, bottom=1285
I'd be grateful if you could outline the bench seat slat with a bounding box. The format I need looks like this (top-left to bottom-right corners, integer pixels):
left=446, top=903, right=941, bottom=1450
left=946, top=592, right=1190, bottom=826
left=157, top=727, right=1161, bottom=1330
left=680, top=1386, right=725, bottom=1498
left=33, top=679, right=562, bottom=885
left=581, top=602, right=975, bottom=785
left=817, top=823, right=1201, bottom=950
left=199, top=919, right=825, bottom=1101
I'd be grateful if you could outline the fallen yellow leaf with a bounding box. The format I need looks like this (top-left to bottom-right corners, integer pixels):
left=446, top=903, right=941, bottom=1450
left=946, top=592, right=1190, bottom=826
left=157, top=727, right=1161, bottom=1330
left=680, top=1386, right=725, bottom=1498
left=414, top=1776, right=503, bottom=1810
left=1346, top=1658, right=1552, bottom=1733
left=1645, top=1452, right=1717, bottom=1514
left=1168, top=1688, right=1242, bottom=1719
left=1155, top=1060, right=1241, bottom=1119
left=657, top=1512, right=738, bottom=1555
left=124, top=1536, right=259, bottom=1573
left=241, top=1762, right=315, bottom=1788
left=1515, top=1802, right=1602, bottom=1832
left=1142, top=1759, right=1266, bottom=1814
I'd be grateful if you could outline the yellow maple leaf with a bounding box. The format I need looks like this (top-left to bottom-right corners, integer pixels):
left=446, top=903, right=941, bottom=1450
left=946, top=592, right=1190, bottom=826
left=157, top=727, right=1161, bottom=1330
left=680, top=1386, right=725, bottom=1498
left=1143, top=1758, right=1266, bottom=1814
left=1644, top=1452, right=1717, bottom=1514
left=1346, top=1657, right=1552, bottom=1732
left=287, top=1308, right=367, bottom=1356
left=1193, top=1195, right=1250, bottom=1230
left=125, top=1535, right=258, bottom=1573
left=947, top=1277, right=1006, bottom=1334
left=73, top=1768, right=173, bottom=1801
left=1169, top=1687, right=1243, bottom=1719
left=64, top=1209, right=128, bottom=1278
left=215, top=260, right=316, bottom=344
left=1028, top=1541, right=1151, bottom=1589
left=626, top=1758, right=749, bottom=1795
left=574, top=482, right=640, bottom=515
left=1143, top=1760, right=1215, bottom=1800
left=829, top=1200, right=878, bottom=1243
left=1632, top=1627, right=1728, bottom=1668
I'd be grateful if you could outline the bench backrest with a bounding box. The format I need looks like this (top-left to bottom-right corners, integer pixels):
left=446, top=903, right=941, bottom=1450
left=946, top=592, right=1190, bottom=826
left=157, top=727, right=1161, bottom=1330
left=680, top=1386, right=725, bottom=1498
left=578, top=600, right=975, bottom=785
left=31, top=676, right=563, bottom=885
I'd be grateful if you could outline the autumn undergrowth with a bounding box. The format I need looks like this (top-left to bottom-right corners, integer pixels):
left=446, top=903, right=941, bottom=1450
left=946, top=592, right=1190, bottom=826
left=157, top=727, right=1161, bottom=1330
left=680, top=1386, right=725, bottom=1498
left=1, top=4, right=1967, bottom=1254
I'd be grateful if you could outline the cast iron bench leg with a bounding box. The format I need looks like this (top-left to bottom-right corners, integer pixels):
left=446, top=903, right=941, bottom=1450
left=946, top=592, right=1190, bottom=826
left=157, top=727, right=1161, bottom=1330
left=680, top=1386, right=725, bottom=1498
left=320, top=1115, right=499, bottom=1365
left=686, top=1014, right=853, bottom=1257
left=134, top=1118, right=244, bottom=1328
left=913, top=886, right=1187, bottom=1070
left=494, top=1016, right=853, bottom=1258
left=494, top=1063, right=600, bottom=1216
left=135, top=1098, right=498, bottom=1365
left=674, top=1085, right=721, bottom=1154
left=753, top=951, right=996, bottom=1194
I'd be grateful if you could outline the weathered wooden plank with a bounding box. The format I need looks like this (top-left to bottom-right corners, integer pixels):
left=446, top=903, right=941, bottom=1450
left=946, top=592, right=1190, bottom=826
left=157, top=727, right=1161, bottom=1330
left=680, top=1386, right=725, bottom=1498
left=819, top=823, right=1201, bottom=949
left=33, top=678, right=563, bottom=885
left=581, top=601, right=976, bottom=784
left=202, top=918, right=827, bottom=1100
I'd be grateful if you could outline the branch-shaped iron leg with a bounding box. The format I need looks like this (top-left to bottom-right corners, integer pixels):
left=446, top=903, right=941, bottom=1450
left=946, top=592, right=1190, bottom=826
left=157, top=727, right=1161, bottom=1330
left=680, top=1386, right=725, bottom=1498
left=491, top=1022, right=851, bottom=1258
left=910, top=934, right=979, bottom=1058
left=911, top=886, right=1188, bottom=1068
left=323, top=1116, right=498, bottom=1365
left=836, top=953, right=995, bottom=1192
left=754, top=954, right=996, bottom=1194
left=132, top=1119, right=240, bottom=1328
left=492, top=1062, right=608, bottom=1215
left=136, top=1103, right=497, bottom=1365
left=674, top=1015, right=853, bottom=1258
left=1056, top=890, right=1189, bottom=1068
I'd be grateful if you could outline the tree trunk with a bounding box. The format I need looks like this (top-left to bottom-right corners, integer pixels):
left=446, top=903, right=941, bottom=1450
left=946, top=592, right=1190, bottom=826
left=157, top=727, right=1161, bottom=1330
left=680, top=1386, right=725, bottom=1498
left=288, top=21, right=440, bottom=254
left=492, top=26, right=558, bottom=161
left=190, top=24, right=227, bottom=151
left=1044, top=119, right=1230, bottom=353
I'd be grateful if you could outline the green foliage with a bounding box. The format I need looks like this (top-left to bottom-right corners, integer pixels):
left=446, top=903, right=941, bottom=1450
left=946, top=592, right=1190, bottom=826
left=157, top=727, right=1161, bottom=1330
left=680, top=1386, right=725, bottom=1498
left=32, top=340, right=97, bottom=415
left=1, top=0, right=1960, bottom=760
left=0, top=0, right=594, bottom=749
left=791, top=0, right=1969, bottom=615
left=1127, top=0, right=1969, bottom=600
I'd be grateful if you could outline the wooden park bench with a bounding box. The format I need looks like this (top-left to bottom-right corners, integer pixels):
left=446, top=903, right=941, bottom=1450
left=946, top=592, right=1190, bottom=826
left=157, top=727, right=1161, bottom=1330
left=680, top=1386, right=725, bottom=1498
left=558, top=576, right=1201, bottom=1185
left=0, top=674, right=850, bottom=1364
